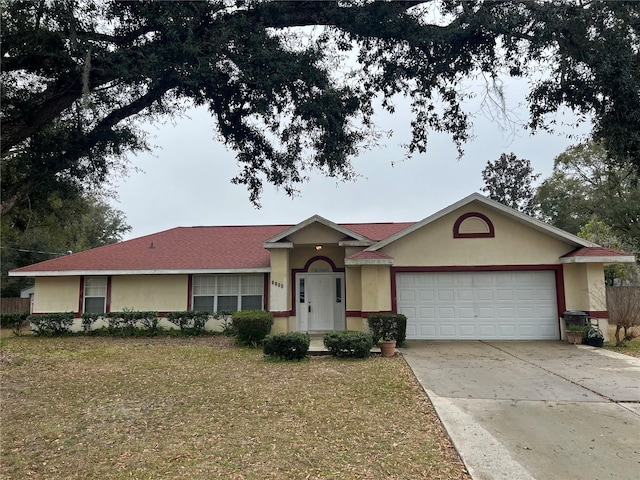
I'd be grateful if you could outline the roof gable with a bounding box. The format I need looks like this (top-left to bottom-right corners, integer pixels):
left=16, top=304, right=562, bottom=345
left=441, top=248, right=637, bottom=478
left=366, top=193, right=596, bottom=252
left=263, top=215, right=369, bottom=247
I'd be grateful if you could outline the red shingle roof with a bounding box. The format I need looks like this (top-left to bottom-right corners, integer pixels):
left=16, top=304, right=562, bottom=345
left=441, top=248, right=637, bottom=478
left=346, top=251, right=393, bottom=260
left=562, top=247, right=631, bottom=258
left=11, top=222, right=414, bottom=274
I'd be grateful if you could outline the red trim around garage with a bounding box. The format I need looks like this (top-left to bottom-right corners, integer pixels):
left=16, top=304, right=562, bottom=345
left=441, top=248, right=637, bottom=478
left=453, top=212, right=495, bottom=238
left=390, top=265, right=566, bottom=335
left=586, top=310, right=608, bottom=318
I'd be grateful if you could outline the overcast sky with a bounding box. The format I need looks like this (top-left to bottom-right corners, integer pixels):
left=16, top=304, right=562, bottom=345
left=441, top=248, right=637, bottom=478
left=112, top=75, right=592, bottom=240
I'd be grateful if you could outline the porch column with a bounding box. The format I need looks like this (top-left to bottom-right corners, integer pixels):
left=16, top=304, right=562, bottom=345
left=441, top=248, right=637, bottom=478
left=360, top=264, right=392, bottom=313
left=268, top=249, right=290, bottom=311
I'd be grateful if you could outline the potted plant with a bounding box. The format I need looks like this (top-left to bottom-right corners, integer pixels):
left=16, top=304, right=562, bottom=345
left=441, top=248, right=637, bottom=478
left=367, top=313, right=406, bottom=357
left=565, top=324, right=585, bottom=345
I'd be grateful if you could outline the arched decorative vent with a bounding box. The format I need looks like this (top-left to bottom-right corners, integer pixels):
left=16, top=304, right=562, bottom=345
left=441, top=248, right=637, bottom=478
left=453, top=212, right=495, bottom=238
left=303, top=256, right=339, bottom=272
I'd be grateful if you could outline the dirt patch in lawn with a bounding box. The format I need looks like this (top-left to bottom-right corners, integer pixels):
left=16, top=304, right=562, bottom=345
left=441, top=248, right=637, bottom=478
left=0, top=336, right=469, bottom=480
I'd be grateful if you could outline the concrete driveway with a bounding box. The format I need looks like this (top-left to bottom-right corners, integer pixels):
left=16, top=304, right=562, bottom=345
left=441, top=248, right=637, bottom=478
left=401, top=341, right=640, bottom=480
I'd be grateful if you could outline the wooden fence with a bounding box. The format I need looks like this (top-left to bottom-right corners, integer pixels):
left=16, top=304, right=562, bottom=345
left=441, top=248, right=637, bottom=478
left=1, top=298, right=30, bottom=314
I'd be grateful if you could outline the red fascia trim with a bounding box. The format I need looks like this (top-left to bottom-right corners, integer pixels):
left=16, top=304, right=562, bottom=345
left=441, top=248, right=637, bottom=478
left=78, top=276, right=84, bottom=316
left=187, top=275, right=193, bottom=310
left=263, top=273, right=269, bottom=310
left=390, top=265, right=566, bottom=334
left=105, top=276, right=112, bottom=314
left=586, top=310, right=608, bottom=318
left=302, top=255, right=344, bottom=272
left=271, top=311, right=292, bottom=318
left=453, top=212, right=495, bottom=238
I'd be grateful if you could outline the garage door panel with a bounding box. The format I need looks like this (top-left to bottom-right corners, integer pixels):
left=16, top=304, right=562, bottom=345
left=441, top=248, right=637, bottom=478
left=419, top=307, right=436, bottom=318
left=458, top=307, right=475, bottom=318
left=438, top=290, right=455, bottom=301
left=478, top=324, right=497, bottom=336
left=438, top=307, right=455, bottom=318
left=458, top=289, right=474, bottom=301
left=398, top=290, right=416, bottom=301
left=459, top=324, right=477, bottom=336
left=418, top=290, right=435, bottom=301
left=477, top=289, right=495, bottom=301
left=497, top=289, right=515, bottom=301
left=477, top=307, right=496, bottom=319
left=397, top=271, right=559, bottom=340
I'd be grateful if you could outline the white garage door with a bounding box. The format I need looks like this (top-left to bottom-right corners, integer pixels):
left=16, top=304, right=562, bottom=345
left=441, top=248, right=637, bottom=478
left=397, top=271, right=559, bottom=340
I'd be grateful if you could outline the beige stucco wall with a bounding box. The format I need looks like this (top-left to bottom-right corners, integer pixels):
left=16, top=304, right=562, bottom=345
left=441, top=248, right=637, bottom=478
left=288, top=223, right=347, bottom=245
left=268, top=249, right=290, bottom=312
left=110, top=275, right=188, bottom=312
left=563, top=263, right=607, bottom=312
left=272, top=316, right=289, bottom=334
left=360, top=265, right=391, bottom=312
left=346, top=266, right=362, bottom=312
left=346, top=316, right=366, bottom=331
left=384, top=205, right=573, bottom=266
left=33, top=276, right=79, bottom=313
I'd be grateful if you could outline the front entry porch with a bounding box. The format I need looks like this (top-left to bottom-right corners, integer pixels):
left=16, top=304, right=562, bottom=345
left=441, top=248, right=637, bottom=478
left=295, top=272, right=345, bottom=332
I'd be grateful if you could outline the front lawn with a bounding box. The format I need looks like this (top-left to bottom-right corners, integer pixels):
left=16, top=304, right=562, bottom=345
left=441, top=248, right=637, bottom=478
left=0, top=335, right=469, bottom=479
left=604, top=326, right=640, bottom=359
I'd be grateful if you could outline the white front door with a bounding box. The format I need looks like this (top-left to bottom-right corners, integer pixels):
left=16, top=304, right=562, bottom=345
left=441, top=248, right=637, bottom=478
left=296, top=273, right=345, bottom=331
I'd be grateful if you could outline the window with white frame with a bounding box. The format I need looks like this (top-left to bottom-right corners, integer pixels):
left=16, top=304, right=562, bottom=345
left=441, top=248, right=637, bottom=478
left=84, top=276, right=107, bottom=313
left=192, top=275, right=263, bottom=314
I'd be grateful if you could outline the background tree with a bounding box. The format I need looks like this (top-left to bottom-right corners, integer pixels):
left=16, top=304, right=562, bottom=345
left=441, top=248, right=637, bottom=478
left=535, top=141, right=640, bottom=285
left=2, top=0, right=639, bottom=218
left=577, top=220, right=638, bottom=286
left=1, top=194, right=130, bottom=297
left=481, top=153, right=540, bottom=214
left=536, top=142, right=640, bottom=239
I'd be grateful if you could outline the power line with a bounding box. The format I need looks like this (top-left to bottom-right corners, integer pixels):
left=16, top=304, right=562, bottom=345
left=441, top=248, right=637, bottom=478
left=0, top=246, right=69, bottom=256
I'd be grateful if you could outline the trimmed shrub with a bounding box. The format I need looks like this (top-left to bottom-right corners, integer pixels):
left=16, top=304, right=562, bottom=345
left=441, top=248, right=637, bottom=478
left=81, top=313, right=101, bottom=332
left=323, top=330, right=373, bottom=358
left=367, top=313, right=407, bottom=346
left=138, top=311, right=161, bottom=335
left=167, top=311, right=209, bottom=334
left=232, top=310, right=274, bottom=346
left=263, top=332, right=310, bottom=360
left=29, top=312, right=75, bottom=336
left=105, top=311, right=135, bottom=334
left=1, top=312, right=30, bottom=336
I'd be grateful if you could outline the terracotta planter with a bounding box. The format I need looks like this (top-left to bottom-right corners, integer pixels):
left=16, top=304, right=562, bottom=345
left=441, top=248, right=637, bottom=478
left=379, top=340, right=396, bottom=357
left=566, top=331, right=583, bottom=345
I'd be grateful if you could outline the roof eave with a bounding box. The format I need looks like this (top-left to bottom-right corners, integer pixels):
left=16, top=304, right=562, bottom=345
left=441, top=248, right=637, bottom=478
left=263, top=242, right=294, bottom=249
left=560, top=255, right=636, bottom=264
left=344, top=258, right=394, bottom=266
left=9, top=268, right=271, bottom=277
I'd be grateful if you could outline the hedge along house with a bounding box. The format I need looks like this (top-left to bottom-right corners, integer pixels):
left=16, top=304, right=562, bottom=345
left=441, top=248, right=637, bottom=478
left=10, top=193, right=635, bottom=340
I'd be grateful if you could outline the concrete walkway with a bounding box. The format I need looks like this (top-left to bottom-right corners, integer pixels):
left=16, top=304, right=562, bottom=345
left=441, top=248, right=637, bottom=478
left=401, top=341, right=640, bottom=480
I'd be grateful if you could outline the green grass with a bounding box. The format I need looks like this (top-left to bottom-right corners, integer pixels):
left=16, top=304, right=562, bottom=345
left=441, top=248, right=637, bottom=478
left=603, top=326, right=640, bottom=358
left=0, top=334, right=469, bottom=479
